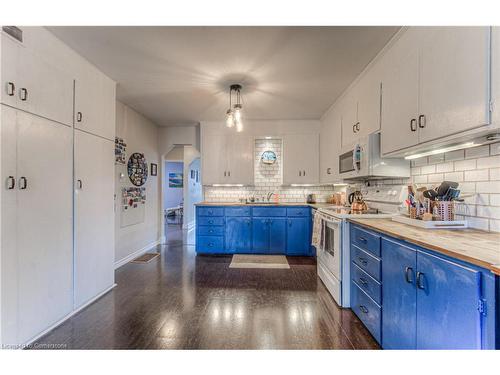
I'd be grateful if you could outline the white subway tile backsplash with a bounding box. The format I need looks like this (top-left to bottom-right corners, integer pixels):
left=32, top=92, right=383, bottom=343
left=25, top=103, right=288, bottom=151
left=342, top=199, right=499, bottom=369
left=489, top=219, right=500, bottom=232
left=476, top=181, right=500, bottom=193
left=445, top=149, right=465, bottom=161
left=421, top=165, right=436, bottom=174
left=476, top=155, right=500, bottom=169
left=489, top=168, right=500, bottom=181
left=466, top=217, right=490, bottom=231
left=444, top=171, right=464, bottom=182
left=454, top=159, right=476, bottom=171
left=464, top=169, right=489, bottom=182
left=490, top=142, right=500, bottom=156
left=427, top=173, right=444, bottom=183
left=489, top=194, right=500, bottom=206
left=413, top=157, right=429, bottom=167
left=413, top=175, right=427, bottom=183
left=476, top=205, right=500, bottom=219
left=465, top=145, right=489, bottom=159
left=411, top=167, right=421, bottom=176
left=436, top=162, right=454, bottom=173
left=428, top=154, right=445, bottom=164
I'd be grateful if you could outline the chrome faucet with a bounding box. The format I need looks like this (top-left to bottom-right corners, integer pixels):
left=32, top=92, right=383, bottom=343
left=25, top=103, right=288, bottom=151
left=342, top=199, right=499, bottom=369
left=267, top=192, right=276, bottom=202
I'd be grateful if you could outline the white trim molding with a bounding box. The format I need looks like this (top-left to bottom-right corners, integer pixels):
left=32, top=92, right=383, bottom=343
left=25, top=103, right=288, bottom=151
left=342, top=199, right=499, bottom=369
left=114, top=239, right=162, bottom=270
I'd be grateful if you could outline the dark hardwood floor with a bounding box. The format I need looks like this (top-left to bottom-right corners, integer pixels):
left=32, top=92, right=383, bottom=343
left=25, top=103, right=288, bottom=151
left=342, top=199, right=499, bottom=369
left=32, top=224, right=379, bottom=349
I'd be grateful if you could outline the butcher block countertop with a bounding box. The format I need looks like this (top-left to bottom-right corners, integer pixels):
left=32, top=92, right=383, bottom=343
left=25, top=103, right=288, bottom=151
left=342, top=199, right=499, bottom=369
left=348, top=218, right=500, bottom=276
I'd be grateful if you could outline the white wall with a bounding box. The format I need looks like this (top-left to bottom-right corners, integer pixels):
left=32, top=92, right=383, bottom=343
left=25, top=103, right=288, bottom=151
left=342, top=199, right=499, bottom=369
left=158, top=125, right=199, bottom=156
left=200, top=119, right=321, bottom=136
left=183, top=146, right=202, bottom=229
left=164, top=162, right=184, bottom=209
left=115, top=101, right=161, bottom=265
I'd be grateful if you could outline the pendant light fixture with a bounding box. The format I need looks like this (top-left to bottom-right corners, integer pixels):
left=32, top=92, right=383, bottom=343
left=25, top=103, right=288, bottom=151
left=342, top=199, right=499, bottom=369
left=225, top=84, right=243, bottom=132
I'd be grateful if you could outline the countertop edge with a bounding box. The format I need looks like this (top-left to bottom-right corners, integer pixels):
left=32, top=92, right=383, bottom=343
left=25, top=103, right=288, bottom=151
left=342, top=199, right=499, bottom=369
left=348, top=218, right=500, bottom=276
left=195, top=202, right=330, bottom=208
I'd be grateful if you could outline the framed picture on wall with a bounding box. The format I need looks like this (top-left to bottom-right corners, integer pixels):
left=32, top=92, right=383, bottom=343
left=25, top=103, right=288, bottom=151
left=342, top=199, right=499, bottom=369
left=169, top=173, right=183, bottom=188
left=151, top=163, right=158, bottom=176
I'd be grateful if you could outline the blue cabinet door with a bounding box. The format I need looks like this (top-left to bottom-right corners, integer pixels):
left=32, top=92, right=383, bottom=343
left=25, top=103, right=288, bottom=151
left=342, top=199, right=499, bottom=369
left=252, top=218, right=270, bottom=253
left=225, top=217, right=252, bottom=253
left=416, top=250, right=482, bottom=349
left=381, top=238, right=417, bottom=349
left=286, top=217, right=310, bottom=255
left=269, top=218, right=286, bottom=254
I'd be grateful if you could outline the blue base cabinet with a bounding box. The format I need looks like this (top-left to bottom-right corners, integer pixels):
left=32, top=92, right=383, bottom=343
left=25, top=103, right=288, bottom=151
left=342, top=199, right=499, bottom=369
left=195, top=205, right=311, bottom=256
left=350, top=223, right=497, bottom=350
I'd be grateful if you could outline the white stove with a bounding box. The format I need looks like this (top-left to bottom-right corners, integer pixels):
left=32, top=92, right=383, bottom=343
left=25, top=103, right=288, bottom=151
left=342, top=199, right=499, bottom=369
left=315, top=185, right=405, bottom=308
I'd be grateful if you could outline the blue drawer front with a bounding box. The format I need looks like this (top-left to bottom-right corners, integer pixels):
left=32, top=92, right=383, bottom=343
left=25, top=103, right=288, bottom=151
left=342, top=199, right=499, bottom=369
left=198, top=216, right=224, bottom=226
left=352, top=262, right=382, bottom=305
left=351, top=283, right=381, bottom=344
left=286, top=207, right=310, bottom=217
left=352, top=245, right=381, bottom=281
left=198, top=226, right=224, bottom=236
left=351, top=225, right=381, bottom=257
left=252, top=207, right=287, bottom=217
left=225, top=207, right=251, bottom=216
left=197, top=207, right=224, bottom=217
left=197, top=236, right=225, bottom=253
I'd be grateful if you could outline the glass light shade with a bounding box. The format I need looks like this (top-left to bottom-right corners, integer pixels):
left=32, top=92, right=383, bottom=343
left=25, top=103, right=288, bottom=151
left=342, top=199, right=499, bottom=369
left=225, top=109, right=234, bottom=128
left=235, top=118, right=243, bottom=132
left=233, top=107, right=242, bottom=121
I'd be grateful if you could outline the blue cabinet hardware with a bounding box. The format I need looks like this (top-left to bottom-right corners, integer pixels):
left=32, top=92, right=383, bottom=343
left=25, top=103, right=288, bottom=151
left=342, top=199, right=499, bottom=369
left=350, top=223, right=497, bottom=350
left=196, top=205, right=311, bottom=256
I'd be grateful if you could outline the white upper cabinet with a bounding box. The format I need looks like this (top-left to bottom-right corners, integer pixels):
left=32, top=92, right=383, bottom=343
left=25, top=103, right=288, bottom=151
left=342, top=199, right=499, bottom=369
left=380, top=27, right=491, bottom=155
left=320, top=104, right=342, bottom=184
left=418, top=27, right=490, bottom=143
left=341, top=67, right=382, bottom=148
left=1, top=33, right=73, bottom=126
left=226, top=135, right=254, bottom=185
left=492, top=27, right=500, bottom=127
left=380, top=28, right=421, bottom=154
left=75, top=72, right=116, bottom=140
left=202, top=133, right=254, bottom=185
left=283, top=134, right=319, bottom=185
left=340, top=91, right=358, bottom=148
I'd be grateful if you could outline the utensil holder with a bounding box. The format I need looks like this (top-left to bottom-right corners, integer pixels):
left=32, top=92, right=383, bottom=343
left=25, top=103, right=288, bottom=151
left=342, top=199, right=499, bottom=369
left=434, top=201, right=455, bottom=221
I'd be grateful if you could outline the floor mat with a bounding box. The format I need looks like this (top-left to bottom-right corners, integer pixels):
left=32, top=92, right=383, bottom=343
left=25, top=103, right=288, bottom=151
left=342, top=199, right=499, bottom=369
left=229, top=254, right=290, bottom=269
left=131, top=252, right=160, bottom=263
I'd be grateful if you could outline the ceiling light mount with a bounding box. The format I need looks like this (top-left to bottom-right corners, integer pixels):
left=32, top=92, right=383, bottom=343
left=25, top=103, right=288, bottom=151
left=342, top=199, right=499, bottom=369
left=226, top=84, right=244, bottom=132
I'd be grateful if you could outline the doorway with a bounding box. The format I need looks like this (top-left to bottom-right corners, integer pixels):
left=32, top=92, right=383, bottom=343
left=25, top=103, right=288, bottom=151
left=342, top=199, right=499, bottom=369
left=162, top=145, right=202, bottom=244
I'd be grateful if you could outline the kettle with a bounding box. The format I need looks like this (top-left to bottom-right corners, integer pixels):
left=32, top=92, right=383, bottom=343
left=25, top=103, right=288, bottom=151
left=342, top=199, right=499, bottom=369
left=306, top=194, right=317, bottom=204
left=348, top=190, right=367, bottom=211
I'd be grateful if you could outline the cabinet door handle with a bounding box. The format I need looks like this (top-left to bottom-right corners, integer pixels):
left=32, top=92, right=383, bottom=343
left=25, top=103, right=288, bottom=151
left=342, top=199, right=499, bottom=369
left=7, top=82, right=15, bottom=96
left=77, top=179, right=83, bottom=189
left=418, top=115, right=426, bottom=129
left=224, top=171, right=226, bottom=177
left=208, top=220, right=214, bottom=224
left=358, top=277, right=368, bottom=286
left=303, top=170, right=306, bottom=176
left=352, top=124, right=356, bottom=133
left=416, top=271, right=425, bottom=290
left=19, top=177, right=27, bottom=190
left=355, top=122, right=360, bottom=132
left=326, top=167, right=331, bottom=175
left=359, top=305, right=369, bottom=314
left=405, top=266, right=414, bottom=284
left=410, top=118, right=417, bottom=132
left=288, top=219, right=292, bottom=227
left=358, top=236, right=367, bottom=243
left=358, top=257, right=368, bottom=266
left=20, top=88, right=28, bottom=101
left=228, top=171, right=230, bottom=177
left=77, top=111, right=83, bottom=123
left=7, top=176, right=15, bottom=189
left=298, top=170, right=301, bottom=177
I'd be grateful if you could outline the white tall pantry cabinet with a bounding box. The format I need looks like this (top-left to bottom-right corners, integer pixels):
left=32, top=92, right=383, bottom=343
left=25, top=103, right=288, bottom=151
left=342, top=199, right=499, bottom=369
left=0, top=27, right=116, bottom=346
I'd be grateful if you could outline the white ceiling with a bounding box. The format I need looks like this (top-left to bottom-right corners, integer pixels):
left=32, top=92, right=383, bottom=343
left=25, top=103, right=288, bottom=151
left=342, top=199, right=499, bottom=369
left=49, top=26, right=400, bottom=127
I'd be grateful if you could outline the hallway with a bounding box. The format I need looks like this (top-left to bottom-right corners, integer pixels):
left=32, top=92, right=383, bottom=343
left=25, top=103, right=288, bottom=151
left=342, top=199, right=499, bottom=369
left=32, top=225, right=378, bottom=349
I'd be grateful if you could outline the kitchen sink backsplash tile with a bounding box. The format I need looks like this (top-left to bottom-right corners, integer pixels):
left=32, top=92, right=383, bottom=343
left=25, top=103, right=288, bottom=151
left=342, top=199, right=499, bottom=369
left=408, top=141, right=500, bottom=232
left=203, top=137, right=339, bottom=203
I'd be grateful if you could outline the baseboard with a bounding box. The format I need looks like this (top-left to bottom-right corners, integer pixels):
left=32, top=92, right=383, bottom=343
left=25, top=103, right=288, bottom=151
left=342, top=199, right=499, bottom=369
left=23, top=283, right=117, bottom=348
left=114, top=239, right=161, bottom=270
left=184, top=221, right=195, bottom=231
left=159, top=235, right=166, bottom=244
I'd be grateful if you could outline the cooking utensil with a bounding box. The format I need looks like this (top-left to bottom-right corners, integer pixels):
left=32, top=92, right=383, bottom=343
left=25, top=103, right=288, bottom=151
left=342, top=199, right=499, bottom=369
left=436, top=181, right=459, bottom=197
left=423, top=189, right=438, bottom=200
